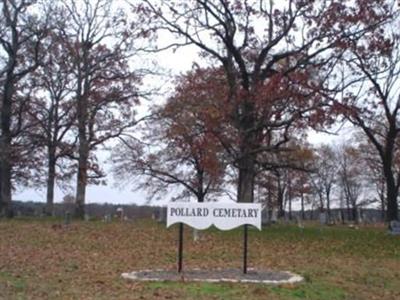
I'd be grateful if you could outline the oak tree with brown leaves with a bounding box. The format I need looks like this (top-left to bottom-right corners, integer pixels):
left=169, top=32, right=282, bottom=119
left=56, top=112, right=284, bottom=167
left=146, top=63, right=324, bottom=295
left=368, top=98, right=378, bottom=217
left=60, top=0, right=143, bottom=218
left=140, top=0, right=392, bottom=204
left=113, top=68, right=228, bottom=203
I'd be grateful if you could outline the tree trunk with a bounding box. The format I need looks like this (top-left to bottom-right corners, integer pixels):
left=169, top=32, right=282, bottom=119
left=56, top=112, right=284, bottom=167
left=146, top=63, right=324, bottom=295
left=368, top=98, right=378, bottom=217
left=0, top=165, right=2, bottom=212
left=0, top=144, right=12, bottom=218
left=75, top=143, right=88, bottom=219
left=197, top=192, right=205, bottom=203
left=287, top=178, right=292, bottom=220
left=194, top=186, right=205, bottom=242
left=379, top=179, right=386, bottom=222
left=45, top=150, right=56, bottom=216
left=381, top=196, right=386, bottom=222
left=196, top=170, right=204, bottom=203
left=75, top=90, right=89, bottom=219
left=236, top=98, right=256, bottom=204
left=384, top=163, right=399, bottom=222
left=352, top=205, right=358, bottom=224
left=74, top=46, right=90, bottom=219
left=326, top=191, right=331, bottom=223
left=318, top=192, right=324, bottom=212
left=237, top=155, right=255, bottom=203
left=386, top=180, right=398, bottom=222
left=277, top=191, right=285, bottom=219
left=340, top=208, right=345, bottom=224
left=0, top=79, right=14, bottom=218
left=346, top=196, right=351, bottom=221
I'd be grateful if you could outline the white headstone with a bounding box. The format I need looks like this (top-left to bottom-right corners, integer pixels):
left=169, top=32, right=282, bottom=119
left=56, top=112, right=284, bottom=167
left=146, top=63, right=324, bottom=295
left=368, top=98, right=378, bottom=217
left=389, top=221, right=400, bottom=235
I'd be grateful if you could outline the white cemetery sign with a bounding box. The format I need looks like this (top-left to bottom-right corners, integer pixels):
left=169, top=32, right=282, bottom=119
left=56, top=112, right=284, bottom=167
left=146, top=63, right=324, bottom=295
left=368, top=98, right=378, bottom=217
left=167, top=202, right=262, bottom=230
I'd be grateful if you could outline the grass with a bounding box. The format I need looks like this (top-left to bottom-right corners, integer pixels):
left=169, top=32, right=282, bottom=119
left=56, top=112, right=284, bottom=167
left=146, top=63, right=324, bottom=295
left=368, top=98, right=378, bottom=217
left=0, top=218, right=399, bottom=299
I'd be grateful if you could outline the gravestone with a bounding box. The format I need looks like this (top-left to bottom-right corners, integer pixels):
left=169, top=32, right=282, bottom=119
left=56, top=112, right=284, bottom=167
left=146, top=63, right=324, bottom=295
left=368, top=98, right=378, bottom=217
left=389, top=221, right=400, bottom=235
left=116, top=207, right=124, bottom=221
left=296, top=216, right=304, bottom=229
left=103, top=214, right=112, bottom=222
left=193, top=228, right=200, bottom=242
left=64, top=211, right=71, bottom=225
left=157, top=207, right=167, bottom=223
left=261, top=209, right=269, bottom=225
left=319, top=212, right=327, bottom=225
left=337, top=213, right=343, bottom=223
left=357, top=208, right=363, bottom=224
left=270, top=209, right=277, bottom=223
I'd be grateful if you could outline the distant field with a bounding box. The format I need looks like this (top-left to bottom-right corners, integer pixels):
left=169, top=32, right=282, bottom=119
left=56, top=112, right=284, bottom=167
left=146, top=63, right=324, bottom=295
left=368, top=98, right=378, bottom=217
left=0, top=219, right=399, bottom=300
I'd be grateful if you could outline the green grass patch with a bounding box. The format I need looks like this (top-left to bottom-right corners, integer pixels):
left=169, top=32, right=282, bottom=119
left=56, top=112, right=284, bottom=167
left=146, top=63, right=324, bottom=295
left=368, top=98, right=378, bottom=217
left=147, top=281, right=240, bottom=299
left=270, top=282, right=346, bottom=300
left=0, top=271, right=27, bottom=299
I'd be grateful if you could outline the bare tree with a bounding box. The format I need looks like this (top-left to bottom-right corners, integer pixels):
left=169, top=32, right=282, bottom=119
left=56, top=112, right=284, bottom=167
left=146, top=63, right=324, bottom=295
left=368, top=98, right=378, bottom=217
left=360, top=137, right=388, bottom=221
left=311, top=145, right=338, bottom=221
left=337, top=144, right=366, bottom=222
left=256, top=141, right=314, bottom=219
left=335, top=11, right=400, bottom=221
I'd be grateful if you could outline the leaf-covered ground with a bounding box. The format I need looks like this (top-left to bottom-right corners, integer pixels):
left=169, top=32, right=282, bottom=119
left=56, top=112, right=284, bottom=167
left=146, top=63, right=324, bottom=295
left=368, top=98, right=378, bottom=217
left=0, top=218, right=399, bottom=299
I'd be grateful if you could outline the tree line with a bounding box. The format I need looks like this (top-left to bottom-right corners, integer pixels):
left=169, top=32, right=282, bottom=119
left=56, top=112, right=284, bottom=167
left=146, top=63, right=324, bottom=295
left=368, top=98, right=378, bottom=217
left=1, top=0, right=400, bottom=223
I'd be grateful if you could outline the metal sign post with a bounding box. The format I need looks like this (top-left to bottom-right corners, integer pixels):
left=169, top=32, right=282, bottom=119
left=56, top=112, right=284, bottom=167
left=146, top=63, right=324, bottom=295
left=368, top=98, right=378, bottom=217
left=178, top=223, right=184, bottom=273
left=243, top=224, right=248, bottom=274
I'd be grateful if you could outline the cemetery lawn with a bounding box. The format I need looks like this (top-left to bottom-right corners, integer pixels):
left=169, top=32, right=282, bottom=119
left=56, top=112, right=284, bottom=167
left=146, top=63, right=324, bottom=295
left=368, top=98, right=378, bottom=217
left=0, top=219, right=400, bottom=300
